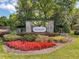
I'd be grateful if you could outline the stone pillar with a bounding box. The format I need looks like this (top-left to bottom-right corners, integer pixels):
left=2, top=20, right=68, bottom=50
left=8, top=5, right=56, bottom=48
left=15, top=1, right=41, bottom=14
left=26, top=21, right=32, bottom=33
left=47, top=20, right=54, bottom=33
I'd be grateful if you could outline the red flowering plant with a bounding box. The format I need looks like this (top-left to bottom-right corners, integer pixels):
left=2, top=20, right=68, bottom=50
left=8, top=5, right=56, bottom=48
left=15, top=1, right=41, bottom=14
left=5, top=40, right=56, bottom=51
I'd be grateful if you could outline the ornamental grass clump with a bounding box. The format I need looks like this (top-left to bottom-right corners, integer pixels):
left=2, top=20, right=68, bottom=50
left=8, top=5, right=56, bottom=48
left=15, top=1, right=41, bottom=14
left=35, top=35, right=50, bottom=42
left=49, top=36, right=67, bottom=43
left=4, top=34, right=23, bottom=41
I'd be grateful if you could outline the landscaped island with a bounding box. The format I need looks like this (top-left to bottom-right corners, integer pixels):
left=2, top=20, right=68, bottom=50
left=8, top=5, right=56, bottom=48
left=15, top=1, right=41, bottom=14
left=3, top=33, right=71, bottom=54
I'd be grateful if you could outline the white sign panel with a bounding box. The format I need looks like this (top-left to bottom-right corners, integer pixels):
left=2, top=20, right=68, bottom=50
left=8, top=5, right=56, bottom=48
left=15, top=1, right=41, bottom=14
left=33, top=27, right=46, bottom=32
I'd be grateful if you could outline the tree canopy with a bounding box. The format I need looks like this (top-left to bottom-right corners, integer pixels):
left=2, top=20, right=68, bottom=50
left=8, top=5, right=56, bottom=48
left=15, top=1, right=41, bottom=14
left=0, top=0, right=79, bottom=33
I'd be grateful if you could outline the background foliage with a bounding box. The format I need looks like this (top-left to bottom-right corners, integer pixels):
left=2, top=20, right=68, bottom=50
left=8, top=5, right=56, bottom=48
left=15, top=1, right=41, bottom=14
left=0, top=0, right=79, bottom=33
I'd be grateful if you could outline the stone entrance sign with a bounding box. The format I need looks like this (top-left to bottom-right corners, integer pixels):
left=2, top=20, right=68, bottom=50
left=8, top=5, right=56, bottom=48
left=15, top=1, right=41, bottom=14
left=33, top=27, right=46, bottom=32
left=26, top=20, right=54, bottom=33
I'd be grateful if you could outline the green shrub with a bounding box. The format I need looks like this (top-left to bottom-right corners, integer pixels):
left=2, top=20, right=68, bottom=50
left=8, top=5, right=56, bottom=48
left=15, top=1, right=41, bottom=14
left=0, top=37, right=3, bottom=43
left=23, top=34, right=37, bottom=41
left=4, top=34, right=23, bottom=41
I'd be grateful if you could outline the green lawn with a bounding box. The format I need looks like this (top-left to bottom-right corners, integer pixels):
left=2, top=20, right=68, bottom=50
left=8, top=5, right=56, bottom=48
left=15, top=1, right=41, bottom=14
left=0, top=35, right=79, bottom=59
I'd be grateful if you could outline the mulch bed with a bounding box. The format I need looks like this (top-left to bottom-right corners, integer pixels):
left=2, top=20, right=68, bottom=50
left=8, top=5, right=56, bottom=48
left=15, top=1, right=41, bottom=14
left=17, top=32, right=60, bottom=37
left=3, top=37, right=73, bottom=55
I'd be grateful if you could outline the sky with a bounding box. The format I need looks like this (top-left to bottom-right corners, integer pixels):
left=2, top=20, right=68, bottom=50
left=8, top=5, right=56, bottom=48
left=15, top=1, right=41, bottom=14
left=0, top=0, right=79, bottom=17
left=76, top=2, right=79, bottom=8
left=0, top=0, right=17, bottom=17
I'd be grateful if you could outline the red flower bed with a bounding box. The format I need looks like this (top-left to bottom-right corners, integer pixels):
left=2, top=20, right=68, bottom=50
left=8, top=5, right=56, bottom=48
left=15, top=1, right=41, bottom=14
left=5, top=40, right=56, bottom=51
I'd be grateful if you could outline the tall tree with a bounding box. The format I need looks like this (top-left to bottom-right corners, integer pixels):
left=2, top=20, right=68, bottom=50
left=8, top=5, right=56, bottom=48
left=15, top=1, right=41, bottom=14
left=8, top=14, right=18, bottom=30
left=53, top=0, right=77, bottom=33
left=17, top=0, right=33, bottom=26
left=33, top=0, right=57, bottom=20
left=17, top=0, right=77, bottom=33
left=70, top=8, right=79, bottom=30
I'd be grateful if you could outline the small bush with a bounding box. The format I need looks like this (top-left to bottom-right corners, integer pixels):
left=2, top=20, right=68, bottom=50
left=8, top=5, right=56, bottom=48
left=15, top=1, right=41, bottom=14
left=0, top=37, right=3, bottom=43
left=23, top=34, right=37, bottom=41
left=4, top=34, right=23, bottom=41
left=35, top=35, right=50, bottom=42
left=74, top=30, right=79, bottom=35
